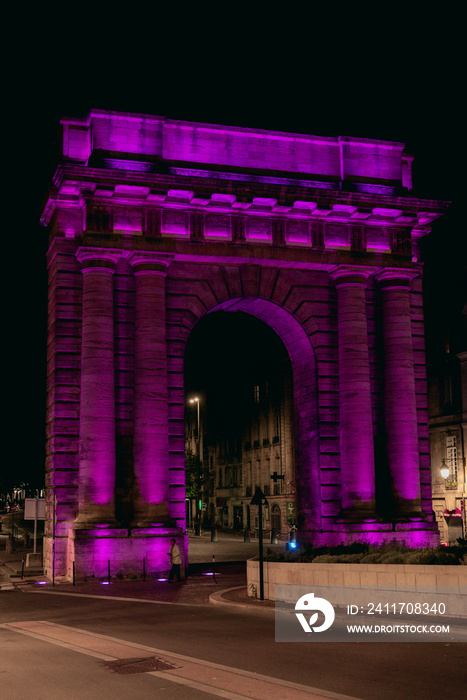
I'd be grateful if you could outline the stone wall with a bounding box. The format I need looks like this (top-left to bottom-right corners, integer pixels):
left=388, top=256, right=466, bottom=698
left=247, top=560, right=467, bottom=616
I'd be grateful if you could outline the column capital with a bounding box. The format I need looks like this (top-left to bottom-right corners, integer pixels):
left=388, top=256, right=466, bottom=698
left=329, top=265, right=378, bottom=286
left=76, top=247, right=121, bottom=270
left=126, top=251, right=174, bottom=274
left=373, top=267, right=420, bottom=288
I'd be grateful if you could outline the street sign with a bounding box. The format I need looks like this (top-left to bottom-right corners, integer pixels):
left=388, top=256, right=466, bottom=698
left=24, top=498, right=45, bottom=556
left=286, top=500, right=296, bottom=524
left=24, top=499, right=45, bottom=520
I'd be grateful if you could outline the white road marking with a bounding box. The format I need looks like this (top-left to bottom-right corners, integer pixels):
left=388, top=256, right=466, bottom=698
left=25, top=588, right=205, bottom=606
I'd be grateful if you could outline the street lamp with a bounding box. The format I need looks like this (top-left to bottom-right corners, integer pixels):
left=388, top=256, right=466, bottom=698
left=440, top=459, right=450, bottom=480
left=189, top=397, right=202, bottom=535
left=189, top=397, right=200, bottom=443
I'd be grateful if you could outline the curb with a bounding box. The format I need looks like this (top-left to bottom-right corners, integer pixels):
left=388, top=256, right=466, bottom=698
left=209, top=586, right=275, bottom=616
left=0, top=580, right=15, bottom=591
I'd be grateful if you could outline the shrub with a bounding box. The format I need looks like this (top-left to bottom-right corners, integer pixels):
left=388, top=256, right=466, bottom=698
left=359, top=553, right=382, bottom=564
left=259, top=541, right=464, bottom=564
left=379, top=554, right=406, bottom=564
left=312, top=554, right=339, bottom=563
left=405, top=550, right=458, bottom=566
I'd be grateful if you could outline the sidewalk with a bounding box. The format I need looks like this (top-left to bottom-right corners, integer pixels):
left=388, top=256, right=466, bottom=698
left=0, top=529, right=280, bottom=614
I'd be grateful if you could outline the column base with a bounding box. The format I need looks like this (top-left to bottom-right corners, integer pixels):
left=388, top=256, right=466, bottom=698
left=392, top=500, right=424, bottom=522
left=130, top=502, right=175, bottom=529
left=300, top=521, right=440, bottom=547
left=74, top=507, right=119, bottom=530
left=336, top=503, right=379, bottom=524
left=391, top=513, right=428, bottom=523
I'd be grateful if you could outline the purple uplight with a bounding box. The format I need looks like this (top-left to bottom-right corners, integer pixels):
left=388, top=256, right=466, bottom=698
left=35, top=581, right=49, bottom=585
left=100, top=581, right=112, bottom=585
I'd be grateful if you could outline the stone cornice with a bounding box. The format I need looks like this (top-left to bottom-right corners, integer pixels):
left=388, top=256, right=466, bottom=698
left=41, top=188, right=445, bottom=241
left=72, top=237, right=425, bottom=283
left=42, top=164, right=449, bottom=228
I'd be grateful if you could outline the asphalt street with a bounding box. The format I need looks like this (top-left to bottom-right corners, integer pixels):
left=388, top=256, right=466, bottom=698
left=1, top=570, right=466, bottom=699
left=1, top=527, right=466, bottom=699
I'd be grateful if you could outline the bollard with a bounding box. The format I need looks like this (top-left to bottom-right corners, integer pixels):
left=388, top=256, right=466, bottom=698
left=287, top=526, right=297, bottom=550
left=143, top=557, right=146, bottom=582
left=108, top=560, right=110, bottom=584
left=270, top=528, right=278, bottom=545
left=21, top=558, right=25, bottom=580
left=73, top=561, right=75, bottom=586
left=211, top=527, right=218, bottom=542
left=244, top=528, right=250, bottom=543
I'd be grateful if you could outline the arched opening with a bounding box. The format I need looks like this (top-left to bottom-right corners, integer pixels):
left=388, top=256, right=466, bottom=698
left=184, top=297, right=319, bottom=538
left=271, top=504, right=282, bottom=533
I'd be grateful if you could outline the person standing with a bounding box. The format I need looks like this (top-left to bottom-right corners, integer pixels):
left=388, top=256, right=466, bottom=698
left=168, top=538, right=182, bottom=582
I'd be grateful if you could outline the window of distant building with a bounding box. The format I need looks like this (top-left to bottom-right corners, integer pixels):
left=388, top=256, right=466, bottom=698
left=254, top=384, right=260, bottom=403
left=446, top=435, right=458, bottom=487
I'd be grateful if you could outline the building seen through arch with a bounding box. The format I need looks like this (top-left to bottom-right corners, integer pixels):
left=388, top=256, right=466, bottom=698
left=41, top=110, right=449, bottom=580
left=185, top=311, right=295, bottom=537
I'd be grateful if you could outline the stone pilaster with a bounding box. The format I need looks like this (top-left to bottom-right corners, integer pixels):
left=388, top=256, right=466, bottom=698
left=75, top=248, right=121, bottom=526
left=375, top=268, right=422, bottom=518
left=231, top=215, right=246, bottom=243
left=128, top=252, right=174, bottom=527
left=330, top=265, right=377, bottom=519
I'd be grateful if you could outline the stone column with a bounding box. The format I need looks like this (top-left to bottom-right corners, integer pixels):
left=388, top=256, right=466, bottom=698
left=128, top=253, right=174, bottom=527
left=375, top=269, right=422, bottom=517
left=330, top=265, right=377, bottom=519
left=75, top=248, right=120, bottom=525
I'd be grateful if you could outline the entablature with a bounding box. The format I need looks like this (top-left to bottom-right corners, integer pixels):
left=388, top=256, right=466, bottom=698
left=43, top=167, right=446, bottom=262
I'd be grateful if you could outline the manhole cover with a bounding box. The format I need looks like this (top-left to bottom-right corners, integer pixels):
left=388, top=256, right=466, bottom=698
left=103, top=656, right=179, bottom=674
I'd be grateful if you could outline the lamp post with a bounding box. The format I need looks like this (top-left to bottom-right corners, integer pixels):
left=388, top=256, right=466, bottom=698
left=189, top=397, right=202, bottom=535
left=440, top=459, right=450, bottom=480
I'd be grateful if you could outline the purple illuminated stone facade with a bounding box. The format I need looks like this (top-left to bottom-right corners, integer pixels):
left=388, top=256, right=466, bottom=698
left=42, top=111, right=448, bottom=580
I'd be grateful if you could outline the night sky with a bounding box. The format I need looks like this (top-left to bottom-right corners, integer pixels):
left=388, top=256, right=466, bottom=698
left=5, top=11, right=465, bottom=489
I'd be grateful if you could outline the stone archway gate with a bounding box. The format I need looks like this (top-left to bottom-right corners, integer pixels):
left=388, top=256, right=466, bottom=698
left=42, top=111, right=447, bottom=580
